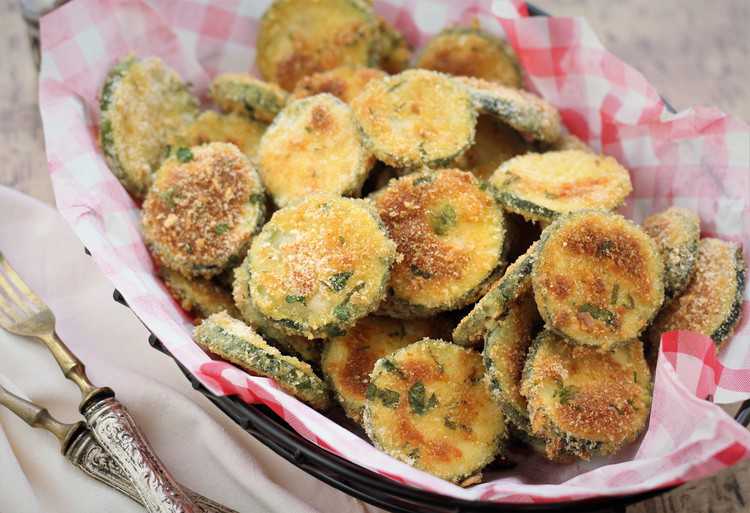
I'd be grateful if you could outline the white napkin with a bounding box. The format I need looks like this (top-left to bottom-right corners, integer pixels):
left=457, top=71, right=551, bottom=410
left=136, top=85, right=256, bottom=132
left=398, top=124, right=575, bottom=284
left=0, top=186, right=382, bottom=513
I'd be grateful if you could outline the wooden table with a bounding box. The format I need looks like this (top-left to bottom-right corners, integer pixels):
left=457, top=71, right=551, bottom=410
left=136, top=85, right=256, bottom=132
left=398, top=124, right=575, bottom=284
left=1, top=0, right=748, bottom=511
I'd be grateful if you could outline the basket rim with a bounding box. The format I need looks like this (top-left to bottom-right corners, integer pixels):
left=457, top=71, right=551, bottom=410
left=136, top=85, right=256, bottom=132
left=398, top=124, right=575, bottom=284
left=111, top=288, right=750, bottom=512
left=101, top=3, right=749, bottom=510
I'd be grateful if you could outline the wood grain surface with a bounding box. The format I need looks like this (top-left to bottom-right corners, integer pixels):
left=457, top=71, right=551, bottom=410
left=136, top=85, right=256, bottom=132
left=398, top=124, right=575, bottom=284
left=0, top=0, right=748, bottom=511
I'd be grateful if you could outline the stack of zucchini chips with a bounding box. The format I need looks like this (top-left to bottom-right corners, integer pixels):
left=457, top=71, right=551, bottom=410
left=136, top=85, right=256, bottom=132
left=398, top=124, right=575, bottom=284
left=98, top=0, right=746, bottom=485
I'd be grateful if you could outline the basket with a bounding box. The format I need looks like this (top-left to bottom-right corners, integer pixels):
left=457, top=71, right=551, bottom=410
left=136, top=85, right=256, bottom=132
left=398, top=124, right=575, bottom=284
left=101, top=4, right=750, bottom=511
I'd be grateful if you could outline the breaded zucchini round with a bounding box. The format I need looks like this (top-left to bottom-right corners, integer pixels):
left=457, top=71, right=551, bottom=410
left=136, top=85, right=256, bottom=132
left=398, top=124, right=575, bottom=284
left=452, top=242, right=538, bottom=347
left=454, top=116, right=529, bottom=181
left=533, top=211, right=665, bottom=349
left=457, top=77, right=561, bottom=144
left=246, top=196, right=397, bottom=339
left=521, top=330, right=652, bottom=460
left=209, top=73, right=288, bottom=123
left=375, top=17, right=412, bottom=74
left=233, top=257, right=322, bottom=364
left=642, top=207, right=700, bottom=301
left=99, top=56, right=198, bottom=200
left=483, top=289, right=540, bottom=432
left=363, top=339, right=506, bottom=483
left=142, top=143, right=266, bottom=278
left=257, top=0, right=380, bottom=91
left=257, top=94, right=373, bottom=207
left=194, top=312, right=330, bottom=409
left=489, top=150, right=633, bottom=223
left=171, top=111, right=267, bottom=160
left=373, top=169, right=506, bottom=317
left=416, top=27, right=522, bottom=88
left=291, top=66, right=387, bottom=103
left=159, top=267, right=239, bottom=321
left=648, top=238, right=746, bottom=350
left=351, top=70, right=477, bottom=168
left=321, top=316, right=447, bottom=423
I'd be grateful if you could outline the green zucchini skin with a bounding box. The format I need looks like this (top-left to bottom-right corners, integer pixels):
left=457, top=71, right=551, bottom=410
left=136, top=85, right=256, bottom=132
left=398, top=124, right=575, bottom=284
left=452, top=241, right=537, bottom=346
left=99, top=56, right=198, bottom=200
left=194, top=312, right=330, bottom=409
left=210, top=74, right=289, bottom=123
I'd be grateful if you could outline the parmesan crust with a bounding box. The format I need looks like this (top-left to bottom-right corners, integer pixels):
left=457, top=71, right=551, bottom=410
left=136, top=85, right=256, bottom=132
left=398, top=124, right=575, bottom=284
left=363, top=339, right=506, bottom=483
left=246, top=195, right=397, bottom=338
left=258, top=94, right=373, bottom=207
left=521, top=330, right=651, bottom=460
left=142, top=142, right=266, bottom=278
left=416, top=27, right=522, bottom=87
left=373, top=169, right=506, bottom=316
left=648, top=238, right=745, bottom=349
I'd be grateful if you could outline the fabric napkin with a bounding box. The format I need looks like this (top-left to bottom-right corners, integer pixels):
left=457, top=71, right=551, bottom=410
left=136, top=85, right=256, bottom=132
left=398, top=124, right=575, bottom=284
left=0, top=185, right=382, bottom=513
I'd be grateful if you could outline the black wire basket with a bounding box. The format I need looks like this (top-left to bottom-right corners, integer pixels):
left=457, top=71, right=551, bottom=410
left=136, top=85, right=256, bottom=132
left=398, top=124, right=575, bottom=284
left=103, top=4, right=750, bottom=511
left=111, top=285, right=750, bottom=513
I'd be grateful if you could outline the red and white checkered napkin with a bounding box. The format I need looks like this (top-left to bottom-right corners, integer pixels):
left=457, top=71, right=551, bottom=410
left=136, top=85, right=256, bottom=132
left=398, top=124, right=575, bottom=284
left=38, top=0, right=750, bottom=503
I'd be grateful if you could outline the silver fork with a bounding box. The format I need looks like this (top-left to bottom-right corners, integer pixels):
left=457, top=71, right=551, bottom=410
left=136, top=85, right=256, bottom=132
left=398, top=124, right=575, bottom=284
left=0, top=383, right=237, bottom=513
left=0, top=251, right=197, bottom=513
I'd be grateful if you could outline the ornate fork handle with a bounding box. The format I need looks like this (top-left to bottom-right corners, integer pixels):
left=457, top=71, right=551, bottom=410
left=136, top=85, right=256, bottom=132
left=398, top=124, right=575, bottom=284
left=84, top=398, right=197, bottom=513
left=68, top=430, right=236, bottom=513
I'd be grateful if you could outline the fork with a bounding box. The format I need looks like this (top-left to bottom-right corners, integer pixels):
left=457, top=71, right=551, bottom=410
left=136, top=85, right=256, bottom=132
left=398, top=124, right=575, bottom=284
left=0, top=251, right=197, bottom=513
left=0, top=383, right=237, bottom=513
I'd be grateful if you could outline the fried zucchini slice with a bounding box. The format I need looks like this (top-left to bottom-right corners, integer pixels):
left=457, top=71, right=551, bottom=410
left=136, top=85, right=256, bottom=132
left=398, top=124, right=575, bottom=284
left=648, top=238, right=746, bottom=350
left=99, top=56, right=198, bottom=200
left=257, top=94, right=373, bottom=207
left=171, top=111, right=267, bottom=160
left=159, top=267, right=239, bottom=321
left=457, top=77, right=561, bottom=144
left=246, top=196, right=397, bottom=339
left=209, top=73, right=288, bottom=123
left=291, top=66, right=387, bottom=103
left=483, top=289, right=540, bottom=432
left=351, top=70, right=477, bottom=168
left=142, top=143, right=266, bottom=278
left=489, top=150, right=633, bottom=223
left=454, top=116, right=529, bottom=181
left=533, top=211, right=665, bottom=349
left=363, top=339, right=506, bottom=483
left=416, top=27, right=522, bottom=88
left=257, top=0, right=380, bottom=91
left=373, top=169, right=506, bottom=317
left=452, top=242, right=538, bottom=346
left=642, top=207, right=700, bottom=300
left=194, top=312, right=330, bottom=409
left=233, top=257, right=322, bottom=364
left=521, top=330, right=651, bottom=460
left=375, top=17, right=412, bottom=74
left=321, top=316, right=447, bottom=423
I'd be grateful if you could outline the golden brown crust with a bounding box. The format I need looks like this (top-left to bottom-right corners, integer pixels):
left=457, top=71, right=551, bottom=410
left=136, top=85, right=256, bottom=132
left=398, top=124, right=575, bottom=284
left=532, top=211, right=664, bottom=348
left=373, top=169, right=505, bottom=314
left=363, top=339, right=505, bottom=482
left=321, top=316, right=445, bottom=422
left=142, top=143, right=265, bottom=278
left=292, top=66, right=387, bottom=103
left=351, top=70, right=476, bottom=168
left=648, top=238, right=745, bottom=349
left=248, top=195, right=396, bottom=338
left=642, top=206, right=700, bottom=300
left=257, top=0, right=380, bottom=91
left=257, top=94, right=373, bottom=207
left=171, top=111, right=267, bottom=160
left=521, top=331, right=651, bottom=460
left=416, top=27, right=522, bottom=87
left=490, top=150, right=633, bottom=223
